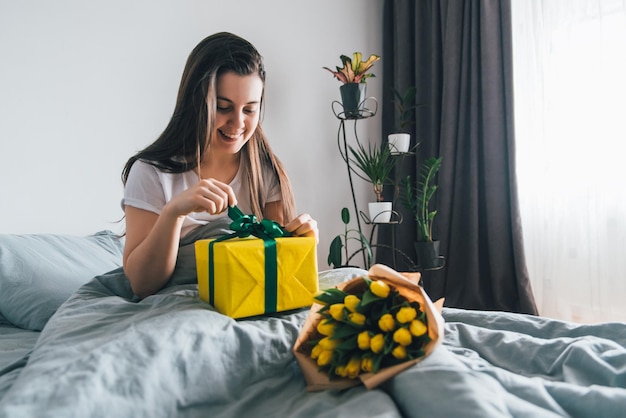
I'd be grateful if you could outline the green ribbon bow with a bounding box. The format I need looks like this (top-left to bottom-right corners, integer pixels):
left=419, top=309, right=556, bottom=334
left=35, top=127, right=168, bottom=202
left=208, top=206, right=290, bottom=314
left=227, top=205, right=290, bottom=240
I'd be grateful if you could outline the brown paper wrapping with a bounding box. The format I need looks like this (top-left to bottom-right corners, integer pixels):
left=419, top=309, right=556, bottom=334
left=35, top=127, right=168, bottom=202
left=293, top=264, right=444, bottom=391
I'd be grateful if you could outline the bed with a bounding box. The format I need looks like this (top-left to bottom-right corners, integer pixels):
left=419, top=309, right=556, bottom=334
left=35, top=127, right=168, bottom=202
left=0, top=230, right=625, bottom=418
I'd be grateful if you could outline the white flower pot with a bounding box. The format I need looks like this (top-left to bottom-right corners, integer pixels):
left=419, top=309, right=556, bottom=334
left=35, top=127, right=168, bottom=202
left=368, top=201, right=392, bottom=223
left=387, top=133, right=410, bottom=154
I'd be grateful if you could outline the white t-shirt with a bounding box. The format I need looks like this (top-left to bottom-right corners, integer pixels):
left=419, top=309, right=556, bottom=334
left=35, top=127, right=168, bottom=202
left=122, top=160, right=281, bottom=237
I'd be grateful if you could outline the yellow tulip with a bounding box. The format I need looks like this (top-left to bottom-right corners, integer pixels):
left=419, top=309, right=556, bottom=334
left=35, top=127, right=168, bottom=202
left=310, top=344, right=323, bottom=359
left=378, top=313, right=395, bottom=332
left=370, top=280, right=390, bottom=298
left=396, top=306, right=417, bottom=324
left=346, top=357, right=361, bottom=379
left=370, top=334, right=385, bottom=354
left=393, top=327, right=412, bottom=346
left=348, top=312, right=366, bottom=326
left=317, top=349, right=333, bottom=366
left=335, top=365, right=348, bottom=377
left=328, top=303, right=345, bottom=321
left=318, top=336, right=340, bottom=350
left=392, top=345, right=407, bottom=359
left=316, top=320, right=335, bottom=336
left=344, top=294, right=360, bottom=312
left=357, top=331, right=371, bottom=350
left=410, top=319, right=428, bottom=337
left=361, top=357, right=373, bottom=372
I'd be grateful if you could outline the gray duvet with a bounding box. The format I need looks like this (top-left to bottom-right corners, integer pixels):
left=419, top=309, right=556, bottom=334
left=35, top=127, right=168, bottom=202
left=0, top=227, right=625, bottom=417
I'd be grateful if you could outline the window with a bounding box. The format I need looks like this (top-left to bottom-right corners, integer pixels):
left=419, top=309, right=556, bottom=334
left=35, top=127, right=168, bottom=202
left=512, top=0, right=626, bottom=323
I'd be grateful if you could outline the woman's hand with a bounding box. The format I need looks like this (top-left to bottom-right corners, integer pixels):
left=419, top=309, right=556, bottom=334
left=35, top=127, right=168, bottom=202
left=166, top=178, right=238, bottom=217
left=285, top=213, right=319, bottom=243
left=123, top=178, right=237, bottom=299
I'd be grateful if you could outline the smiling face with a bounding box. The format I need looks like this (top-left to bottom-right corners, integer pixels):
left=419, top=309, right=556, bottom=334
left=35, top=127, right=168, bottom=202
left=209, top=71, right=264, bottom=158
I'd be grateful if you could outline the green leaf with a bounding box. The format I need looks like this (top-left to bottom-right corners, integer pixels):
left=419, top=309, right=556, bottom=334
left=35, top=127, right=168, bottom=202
left=341, top=207, right=350, bottom=224
left=336, top=337, right=359, bottom=351
left=318, top=305, right=332, bottom=315
left=331, top=324, right=360, bottom=341
left=360, top=289, right=381, bottom=307
left=358, top=232, right=374, bottom=263
left=368, top=301, right=388, bottom=322
left=372, top=354, right=385, bottom=373
left=348, top=140, right=396, bottom=189
left=383, top=333, right=395, bottom=355
left=313, top=288, right=347, bottom=305
left=407, top=348, right=425, bottom=360
left=327, top=235, right=344, bottom=268
left=398, top=156, right=442, bottom=242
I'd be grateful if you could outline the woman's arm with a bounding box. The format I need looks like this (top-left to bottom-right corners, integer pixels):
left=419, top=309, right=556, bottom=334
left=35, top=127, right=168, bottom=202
left=123, top=205, right=184, bottom=298
left=124, top=178, right=237, bottom=298
left=264, top=201, right=319, bottom=242
left=263, top=201, right=284, bottom=225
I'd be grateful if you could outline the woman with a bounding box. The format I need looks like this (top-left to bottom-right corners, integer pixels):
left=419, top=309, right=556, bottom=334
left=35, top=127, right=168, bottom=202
left=121, top=32, right=318, bottom=298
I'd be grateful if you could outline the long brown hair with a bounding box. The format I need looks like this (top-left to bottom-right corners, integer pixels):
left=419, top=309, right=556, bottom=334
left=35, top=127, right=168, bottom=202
left=121, top=32, right=295, bottom=221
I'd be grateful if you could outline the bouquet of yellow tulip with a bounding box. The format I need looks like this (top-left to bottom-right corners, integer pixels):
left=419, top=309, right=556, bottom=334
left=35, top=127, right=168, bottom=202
left=293, top=264, right=444, bottom=391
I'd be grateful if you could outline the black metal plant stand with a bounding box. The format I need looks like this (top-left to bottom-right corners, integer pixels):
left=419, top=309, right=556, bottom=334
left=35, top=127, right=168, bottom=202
left=332, top=98, right=418, bottom=271
left=332, top=98, right=377, bottom=267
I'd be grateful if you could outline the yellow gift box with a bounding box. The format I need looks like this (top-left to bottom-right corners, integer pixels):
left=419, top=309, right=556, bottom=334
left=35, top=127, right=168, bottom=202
left=195, top=236, right=319, bottom=319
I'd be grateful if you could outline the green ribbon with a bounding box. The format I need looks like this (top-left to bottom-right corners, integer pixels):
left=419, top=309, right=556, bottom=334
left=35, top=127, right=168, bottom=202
left=208, top=206, right=290, bottom=314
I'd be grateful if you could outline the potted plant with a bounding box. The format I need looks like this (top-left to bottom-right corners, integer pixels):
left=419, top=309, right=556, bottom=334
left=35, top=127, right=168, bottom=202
left=349, top=140, right=396, bottom=223
left=327, top=207, right=373, bottom=269
left=388, top=86, right=419, bottom=154
left=324, top=52, right=381, bottom=118
left=399, top=156, right=444, bottom=269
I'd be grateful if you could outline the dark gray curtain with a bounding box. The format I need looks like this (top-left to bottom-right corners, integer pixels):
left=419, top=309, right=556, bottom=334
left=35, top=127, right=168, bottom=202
left=378, top=0, right=538, bottom=315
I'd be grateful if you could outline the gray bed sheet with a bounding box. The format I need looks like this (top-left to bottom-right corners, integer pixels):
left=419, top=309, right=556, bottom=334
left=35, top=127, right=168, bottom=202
left=0, top=223, right=624, bottom=417
left=1, top=268, right=625, bottom=418
left=0, top=315, right=38, bottom=397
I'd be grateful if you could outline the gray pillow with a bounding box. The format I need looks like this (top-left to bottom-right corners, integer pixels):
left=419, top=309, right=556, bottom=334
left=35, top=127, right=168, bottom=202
left=0, top=231, right=124, bottom=331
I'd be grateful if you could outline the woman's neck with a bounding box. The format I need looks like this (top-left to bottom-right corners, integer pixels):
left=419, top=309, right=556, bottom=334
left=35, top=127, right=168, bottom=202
left=199, top=150, right=240, bottom=183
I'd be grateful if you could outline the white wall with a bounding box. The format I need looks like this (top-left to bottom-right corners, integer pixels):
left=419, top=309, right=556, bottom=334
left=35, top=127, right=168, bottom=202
left=0, top=0, right=384, bottom=270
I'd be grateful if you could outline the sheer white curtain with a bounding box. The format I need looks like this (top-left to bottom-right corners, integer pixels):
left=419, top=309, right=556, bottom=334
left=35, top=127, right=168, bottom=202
left=512, top=0, right=626, bottom=323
